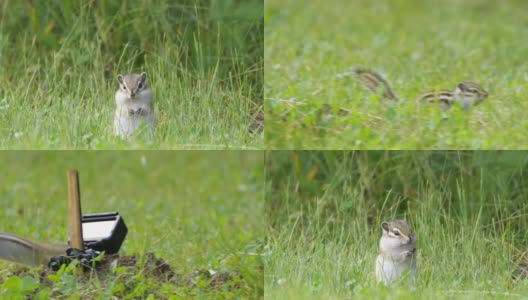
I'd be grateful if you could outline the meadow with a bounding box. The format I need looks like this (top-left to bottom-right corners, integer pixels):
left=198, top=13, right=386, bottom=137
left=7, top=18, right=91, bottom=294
left=0, top=151, right=264, bottom=298
left=0, top=0, right=263, bottom=149
left=265, top=151, right=528, bottom=299
left=265, top=0, right=528, bottom=149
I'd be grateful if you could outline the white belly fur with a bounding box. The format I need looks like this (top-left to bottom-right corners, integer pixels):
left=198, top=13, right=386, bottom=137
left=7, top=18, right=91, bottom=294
left=113, top=104, right=155, bottom=139
left=375, top=253, right=416, bottom=285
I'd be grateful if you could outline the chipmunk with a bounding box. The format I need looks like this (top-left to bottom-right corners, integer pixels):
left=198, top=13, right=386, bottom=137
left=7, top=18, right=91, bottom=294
left=512, top=256, right=528, bottom=281
left=354, top=68, right=398, bottom=100
left=416, top=81, right=489, bottom=111
left=0, top=232, right=66, bottom=267
left=353, top=68, right=488, bottom=111
left=375, top=219, right=417, bottom=286
left=113, top=72, right=156, bottom=139
left=248, top=107, right=264, bottom=134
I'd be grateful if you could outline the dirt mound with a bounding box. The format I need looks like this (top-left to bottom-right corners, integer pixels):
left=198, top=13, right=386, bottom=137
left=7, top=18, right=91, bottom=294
left=1, top=252, right=241, bottom=291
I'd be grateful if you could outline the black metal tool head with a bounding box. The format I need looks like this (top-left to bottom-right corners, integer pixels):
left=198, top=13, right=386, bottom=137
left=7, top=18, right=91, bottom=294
left=80, top=212, right=128, bottom=254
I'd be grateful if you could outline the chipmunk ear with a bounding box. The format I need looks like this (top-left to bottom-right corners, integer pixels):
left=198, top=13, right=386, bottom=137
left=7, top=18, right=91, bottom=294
left=117, top=75, right=124, bottom=84
left=140, top=72, right=147, bottom=82
left=381, top=221, right=390, bottom=233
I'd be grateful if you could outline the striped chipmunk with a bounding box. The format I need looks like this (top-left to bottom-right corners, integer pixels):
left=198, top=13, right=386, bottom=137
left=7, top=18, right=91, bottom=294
left=375, top=219, right=417, bottom=286
left=353, top=68, right=488, bottom=111
left=114, top=72, right=156, bottom=139
left=415, top=81, right=489, bottom=111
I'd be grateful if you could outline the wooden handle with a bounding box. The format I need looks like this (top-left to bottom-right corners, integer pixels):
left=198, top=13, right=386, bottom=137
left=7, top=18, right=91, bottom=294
left=67, top=169, right=83, bottom=250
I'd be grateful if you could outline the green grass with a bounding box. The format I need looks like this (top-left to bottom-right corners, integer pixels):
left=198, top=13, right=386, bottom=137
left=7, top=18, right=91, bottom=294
left=0, top=0, right=263, bottom=149
left=265, top=151, right=528, bottom=299
left=0, top=151, right=264, bottom=298
left=265, top=0, right=528, bottom=149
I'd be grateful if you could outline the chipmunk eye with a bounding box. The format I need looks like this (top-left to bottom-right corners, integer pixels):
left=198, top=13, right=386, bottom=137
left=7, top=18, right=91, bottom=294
left=393, top=229, right=400, bottom=236
left=122, top=85, right=127, bottom=90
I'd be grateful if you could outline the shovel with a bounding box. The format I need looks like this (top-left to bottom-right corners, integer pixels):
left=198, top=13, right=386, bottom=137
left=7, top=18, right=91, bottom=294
left=0, top=170, right=127, bottom=268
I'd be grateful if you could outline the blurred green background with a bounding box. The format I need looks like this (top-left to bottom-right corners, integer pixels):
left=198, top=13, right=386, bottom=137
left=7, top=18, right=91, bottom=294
left=267, top=151, right=528, bottom=233
left=0, top=150, right=264, bottom=296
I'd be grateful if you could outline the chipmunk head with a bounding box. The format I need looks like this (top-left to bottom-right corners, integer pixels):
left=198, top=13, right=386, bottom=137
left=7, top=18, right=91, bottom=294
left=455, top=81, right=489, bottom=100
left=380, top=219, right=416, bottom=247
left=117, top=72, right=148, bottom=99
